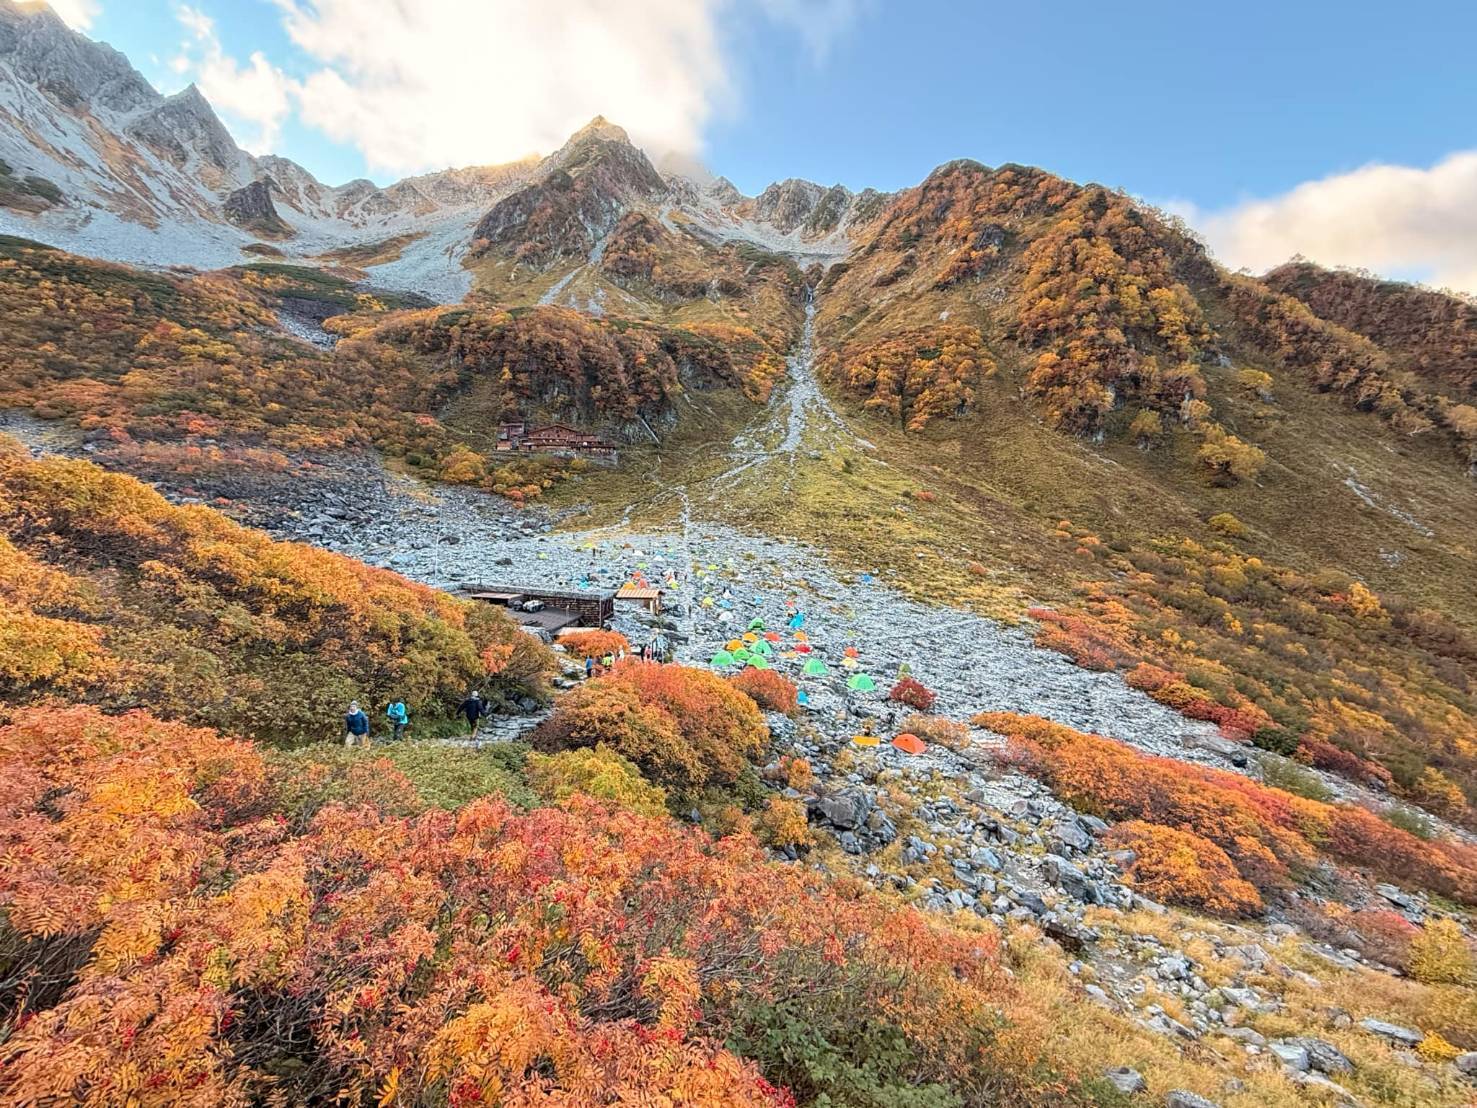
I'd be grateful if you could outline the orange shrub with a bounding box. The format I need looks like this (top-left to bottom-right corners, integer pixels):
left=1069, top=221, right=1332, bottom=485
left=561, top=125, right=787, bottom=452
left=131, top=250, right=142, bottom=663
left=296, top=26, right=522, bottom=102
left=1105, top=820, right=1263, bottom=917
left=0, top=704, right=1062, bottom=1107
left=534, top=661, right=768, bottom=792
left=977, top=712, right=1477, bottom=906
left=558, top=628, right=631, bottom=660
left=729, top=667, right=799, bottom=715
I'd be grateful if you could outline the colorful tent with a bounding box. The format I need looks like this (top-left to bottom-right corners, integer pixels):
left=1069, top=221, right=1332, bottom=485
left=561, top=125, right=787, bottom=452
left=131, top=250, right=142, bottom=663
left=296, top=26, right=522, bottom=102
left=847, top=673, right=877, bottom=692
left=726, top=639, right=743, bottom=652
left=844, top=646, right=860, bottom=659
left=891, top=733, right=926, bottom=756
left=733, top=648, right=752, bottom=663
left=752, top=640, right=773, bottom=656
left=794, top=643, right=813, bottom=654
left=788, top=613, right=806, bottom=630
left=764, top=631, right=782, bottom=642
left=709, top=650, right=735, bottom=667
left=803, top=658, right=828, bottom=676
left=840, top=657, right=859, bottom=669
left=742, top=632, right=759, bottom=643
left=748, top=656, right=771, bottom=669
left=851, top=734, right=880, bottom=747
left=793, top=631, right=808, bottom=643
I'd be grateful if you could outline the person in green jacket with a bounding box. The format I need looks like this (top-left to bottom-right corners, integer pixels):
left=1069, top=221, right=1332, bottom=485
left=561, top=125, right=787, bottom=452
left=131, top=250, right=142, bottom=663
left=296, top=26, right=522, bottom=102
left=386, top=699, right=409, bottom=741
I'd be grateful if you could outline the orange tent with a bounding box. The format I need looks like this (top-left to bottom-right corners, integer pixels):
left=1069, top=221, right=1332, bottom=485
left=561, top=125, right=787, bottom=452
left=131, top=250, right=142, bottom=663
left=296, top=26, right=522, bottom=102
left=794, top=631, right=808, bottom=642
left=891, top=733, right=926, bottom=755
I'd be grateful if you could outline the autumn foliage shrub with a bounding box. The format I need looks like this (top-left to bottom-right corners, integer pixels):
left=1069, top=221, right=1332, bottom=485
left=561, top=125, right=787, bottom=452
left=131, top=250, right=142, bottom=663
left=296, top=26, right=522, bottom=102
left=900, top=713, right=970, bottom=750
left=729, top=667, right=800, bottom=714
left=1409, top=919, right=1477, bottom=986
left=1104, top=820, right=1262, bottom=917
left=977, top=712, right=1477, bottom=906
left=0, top=705, right=1070, bottom=1107
left=557, top=628, right=630, bottom=660
left=757, top=796, right=814, bottom=852
left=888, top=676, right=936, bottom=711
left=818, top=325, right=995, bottom=430
left=525, top=744, right=669, bottom=818
left=0, top=449, right=552, bottom=740
left=533, top=661, right=768, bottom=793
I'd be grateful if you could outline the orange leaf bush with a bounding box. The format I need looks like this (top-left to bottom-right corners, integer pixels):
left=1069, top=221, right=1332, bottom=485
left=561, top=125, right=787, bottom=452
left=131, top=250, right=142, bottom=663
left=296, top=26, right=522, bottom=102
left=0, top=448, right=552, bottom=740
left=532, top=661, right=768, bottom=793
left=556, top=628, right=631, bottom=660
left=0, top=705, right=1062, bottom=1107
left=729, top=667, right=799, bottom=714
left=978, top=712, right=1477, bottom=906
left=1104, top=820, right=1263, bottom=917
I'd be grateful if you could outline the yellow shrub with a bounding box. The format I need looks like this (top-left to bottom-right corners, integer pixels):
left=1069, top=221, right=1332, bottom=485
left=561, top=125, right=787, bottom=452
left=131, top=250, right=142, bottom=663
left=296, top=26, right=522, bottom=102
left=525, top=744, right=668, bottom=818
left=757, top=796, right=813, bottom=851
left=1409, top=919, right=1475, bottom=985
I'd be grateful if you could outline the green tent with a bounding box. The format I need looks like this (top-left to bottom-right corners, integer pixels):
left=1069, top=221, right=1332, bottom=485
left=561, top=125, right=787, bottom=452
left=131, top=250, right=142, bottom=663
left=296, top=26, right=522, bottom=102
left=752, top=640, right=773, bottom=656
left=709, top=650, right=735, bottom=666
left=848, top=673, right=877, bottom=692
left=733, top=648, right=752, bottom=663
left=748, top=656, right=771, bottom=669
left=803, top=658, right=828, bottom=676
left=748, top=617, right=766, bottom=631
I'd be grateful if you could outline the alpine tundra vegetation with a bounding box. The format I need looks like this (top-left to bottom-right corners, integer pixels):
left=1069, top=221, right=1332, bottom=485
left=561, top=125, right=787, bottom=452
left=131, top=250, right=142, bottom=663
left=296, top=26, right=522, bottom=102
left=1, top=1, right=1475, bottom=1104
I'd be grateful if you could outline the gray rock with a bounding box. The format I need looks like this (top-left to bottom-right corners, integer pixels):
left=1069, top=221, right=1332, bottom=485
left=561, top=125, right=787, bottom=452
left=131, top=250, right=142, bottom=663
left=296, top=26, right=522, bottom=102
left=1270, top=1040, right=1310, bottom=1072
left=837, top=831, right=863, bottom=854
left=1454, top=1051, right=1477, bottom=1076
left=1224, top=1027, right=1265, bottom=1047
left=1295, top=1038, right=1353, bottom=1075
left=815, top=789, right=871, bottom=830
left=1053, top=820, right=1093, bottom=853
left=1155, top=954, right=1193, bottom=981
left=1104, top=1066, right=1147, bottom=1095
left=971, top=847, right=1003, bottom=871
left=1359, top=1018, right=1422, bottom=1047
left=1041, top=855, right=1097, bottom=903
left=1374, top=883, right=1420, bottom=912
left=1164, top=1092, right=1221, bottom=1108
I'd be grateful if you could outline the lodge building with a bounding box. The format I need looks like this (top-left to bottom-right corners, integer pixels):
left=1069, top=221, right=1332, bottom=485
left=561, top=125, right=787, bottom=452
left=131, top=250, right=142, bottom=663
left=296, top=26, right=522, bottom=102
left=496, top=421, right=618, bottom=461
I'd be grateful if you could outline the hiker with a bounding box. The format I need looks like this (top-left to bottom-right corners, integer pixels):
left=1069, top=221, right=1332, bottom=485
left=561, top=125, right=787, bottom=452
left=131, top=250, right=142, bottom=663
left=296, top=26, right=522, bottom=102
left=584, top=654, right=595, bottom=679
left=458, top=690, right=487, bottom=746
left=343, top=700, right=370, bottom=747
left=386, top=698, right=408, bottom=741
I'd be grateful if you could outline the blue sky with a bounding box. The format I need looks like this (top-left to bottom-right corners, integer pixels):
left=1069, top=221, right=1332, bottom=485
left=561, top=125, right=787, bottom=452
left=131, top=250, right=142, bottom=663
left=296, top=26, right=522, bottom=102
left=54, top=0, right=1477, bottom=289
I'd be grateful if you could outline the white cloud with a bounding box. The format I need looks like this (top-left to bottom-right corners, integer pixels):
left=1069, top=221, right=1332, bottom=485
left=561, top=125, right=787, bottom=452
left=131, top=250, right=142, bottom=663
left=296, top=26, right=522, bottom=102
left=172, top=5, right=297, bottom=155
left=264, top=0, right=867, bottom=177
left=1186, top=151, right=1477, bottom=295
left=41, top=0, right=100, bottom=30
left=268, top=0, right=730, bottom=175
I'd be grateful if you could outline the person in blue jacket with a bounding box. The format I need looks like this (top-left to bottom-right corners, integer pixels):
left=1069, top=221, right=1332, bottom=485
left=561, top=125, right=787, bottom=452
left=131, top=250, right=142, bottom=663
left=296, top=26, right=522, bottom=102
left=386, top=699, right=409, bottom=741
left=343, top=700, right=370, bottom=747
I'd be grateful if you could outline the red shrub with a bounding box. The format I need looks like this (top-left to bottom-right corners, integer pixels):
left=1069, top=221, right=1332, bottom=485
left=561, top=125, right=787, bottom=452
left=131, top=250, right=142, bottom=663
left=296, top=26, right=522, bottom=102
left=888, top=677, right=936, bottom=711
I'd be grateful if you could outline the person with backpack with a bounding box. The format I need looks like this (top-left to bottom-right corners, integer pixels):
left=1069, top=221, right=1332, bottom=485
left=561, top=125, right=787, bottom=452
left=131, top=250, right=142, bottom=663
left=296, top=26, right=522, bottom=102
left=343, top=701, right=370, bottom=747
left=386, top=699, right=409, bottom=741
left=459, top=690, right=487, bottom=747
